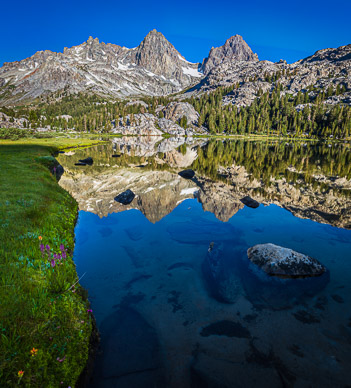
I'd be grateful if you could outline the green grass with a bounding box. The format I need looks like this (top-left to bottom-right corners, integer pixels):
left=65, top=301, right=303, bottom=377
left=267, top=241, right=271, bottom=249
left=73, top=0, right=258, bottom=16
left=0, top=139, right=104, bottom=387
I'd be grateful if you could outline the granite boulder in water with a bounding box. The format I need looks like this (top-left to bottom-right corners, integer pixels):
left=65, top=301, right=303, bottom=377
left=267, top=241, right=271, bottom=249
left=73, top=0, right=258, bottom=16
left=247, top=243, right=326, bottom=278
left=114, top=189, right=135, bottom=205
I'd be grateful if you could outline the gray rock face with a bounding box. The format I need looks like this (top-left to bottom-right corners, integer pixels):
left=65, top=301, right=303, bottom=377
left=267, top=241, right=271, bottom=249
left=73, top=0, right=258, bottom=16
left=127, top=29, right=201, bottom=84
left=0, top=112, right=29, bottom=129
left=201, top=35, right=259, bottom=75
left=112, top=112, right=206, bottom=137
left=187, top=44, right=351, bottom=107
left=247, top=243, right=326, bottom=278
left=0, top=30, right=202, bottom=105
left=163, top=101, right=200, bottom=125
left=301, top=44, right=351, bottom=63
left=1, top=32, right=350, bottom=111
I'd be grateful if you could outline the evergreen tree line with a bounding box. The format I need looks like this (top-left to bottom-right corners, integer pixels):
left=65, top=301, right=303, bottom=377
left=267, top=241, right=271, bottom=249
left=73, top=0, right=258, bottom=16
left=186, top=83, right=350, bottom=138
left=1, top=81, right=350, bottom=139
left=1, top=93, right=173, bottom=132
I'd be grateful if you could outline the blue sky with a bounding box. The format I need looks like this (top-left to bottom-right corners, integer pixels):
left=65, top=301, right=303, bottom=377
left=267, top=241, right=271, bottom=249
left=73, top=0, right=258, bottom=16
left=2, top=0, right=350, bottom=66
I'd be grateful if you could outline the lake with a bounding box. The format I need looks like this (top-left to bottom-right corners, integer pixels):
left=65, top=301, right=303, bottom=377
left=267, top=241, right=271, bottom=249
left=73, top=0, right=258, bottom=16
left=57, top=137, right=351, bottom=387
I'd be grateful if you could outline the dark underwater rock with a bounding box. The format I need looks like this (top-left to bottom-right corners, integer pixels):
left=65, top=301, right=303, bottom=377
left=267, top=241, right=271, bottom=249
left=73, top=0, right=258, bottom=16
left=178, top=169, right=195, bottom=179
left=202, top=242, right=244, bottom=303
left=293, top=310, right=321, bottom=324
left=114, top=189, right=135, bottom=205
left=90, top=307, right=165, bottom=387
left=191, top=351, right=283, bottom=388
left=200, top=320, right=251, bottom=338
left=79, top=157, right=93, bottom=165
left=240, top=195, right=260, bottom=208
left=247, top=243, right=326, bottom=278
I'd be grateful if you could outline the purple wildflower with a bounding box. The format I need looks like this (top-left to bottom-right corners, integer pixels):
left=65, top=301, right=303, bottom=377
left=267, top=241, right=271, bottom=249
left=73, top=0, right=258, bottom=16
left=46, top=245, right=50, bottom=253
left=51, top=259, right=56, bottom=268
left=61, top=251, right=67, bottom=259
left=39, top=244, right=45, bottom=253
left=59, top=244, right=65, bottom=252
left=87, top=309, right=93, bottom=313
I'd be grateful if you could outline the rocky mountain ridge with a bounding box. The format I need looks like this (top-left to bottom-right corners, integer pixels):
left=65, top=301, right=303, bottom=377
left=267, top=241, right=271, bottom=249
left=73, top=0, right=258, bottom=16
left=0, top=31, right=350, bottom=111
left=187, top=44, right=351, bottom=107
left=0, top=30, right=202, bottom=105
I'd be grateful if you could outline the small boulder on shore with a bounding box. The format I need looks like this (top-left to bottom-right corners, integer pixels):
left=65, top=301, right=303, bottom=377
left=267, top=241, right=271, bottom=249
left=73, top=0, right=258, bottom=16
left=114, top=189, right=135, bottom=205
left=178, top=169, right=195, bottom=179
left=247, top=243, right=326, bottom=278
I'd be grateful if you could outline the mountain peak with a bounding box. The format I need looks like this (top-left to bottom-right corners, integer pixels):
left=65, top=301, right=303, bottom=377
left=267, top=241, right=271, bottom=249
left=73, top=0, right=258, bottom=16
left=87, top=36, right=100, bottom=44
left=143, top=29, right=168, bottom=43
left=202, top=35, right=258, bottom=75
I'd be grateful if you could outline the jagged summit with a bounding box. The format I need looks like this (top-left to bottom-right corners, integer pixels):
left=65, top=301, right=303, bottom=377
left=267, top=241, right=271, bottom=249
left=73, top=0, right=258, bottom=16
left=201, top=34, right=258, bottom=75
left=0, top=31, right=350, bottom=107
left=0, top=30, right=202, bottom=105
left=87, top=36, right=100, bottom=44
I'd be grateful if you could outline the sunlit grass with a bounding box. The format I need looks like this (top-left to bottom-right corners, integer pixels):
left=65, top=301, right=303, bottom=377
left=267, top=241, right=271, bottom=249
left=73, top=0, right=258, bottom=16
left=0, top=140, right=100, bottom=387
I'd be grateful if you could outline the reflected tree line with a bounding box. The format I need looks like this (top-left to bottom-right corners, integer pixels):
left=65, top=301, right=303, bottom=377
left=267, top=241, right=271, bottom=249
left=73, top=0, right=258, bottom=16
left=191, top=140, right=351, bottom=189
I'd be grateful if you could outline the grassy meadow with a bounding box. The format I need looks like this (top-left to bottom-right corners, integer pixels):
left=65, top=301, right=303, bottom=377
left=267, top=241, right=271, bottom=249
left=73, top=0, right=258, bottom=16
left=0, top=138, right=104, bottom=387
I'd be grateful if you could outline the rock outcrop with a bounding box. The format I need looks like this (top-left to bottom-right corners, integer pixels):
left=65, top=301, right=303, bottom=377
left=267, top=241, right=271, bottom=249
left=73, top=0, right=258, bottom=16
left=113, top=112, right=206, bottom=137
left=247, top=243, right=326, bottom=278
left=163, top=102, right=199, bottom=125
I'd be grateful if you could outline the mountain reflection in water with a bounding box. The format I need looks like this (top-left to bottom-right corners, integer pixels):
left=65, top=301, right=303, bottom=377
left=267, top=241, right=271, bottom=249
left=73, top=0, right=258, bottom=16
left=58, top=137, right=351, bottom=227
left=57, top=138, right=351, bottom=387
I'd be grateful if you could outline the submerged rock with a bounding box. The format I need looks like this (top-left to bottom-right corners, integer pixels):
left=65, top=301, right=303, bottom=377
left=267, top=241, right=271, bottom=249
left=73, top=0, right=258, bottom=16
left=91, top=307, right=165, bottom=387
left=191, top=351, right=283, bottom=388
left=200, top=320, right=251, bottom=338
left=240, top=195, right=260, bottom=208
left=178, top=169, right=195, bottom=179
left=202, top=242, right=244, bottom=303
left=79, top=157, right=93, bottom=165
left=247, top=243, right=326, bottom=278
left=114, top=189, right=135, bottom=205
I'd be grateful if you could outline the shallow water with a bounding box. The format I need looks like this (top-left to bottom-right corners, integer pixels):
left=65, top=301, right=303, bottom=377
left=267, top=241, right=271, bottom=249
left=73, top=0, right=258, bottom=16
left=58, top=138, right=351, bottom=387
